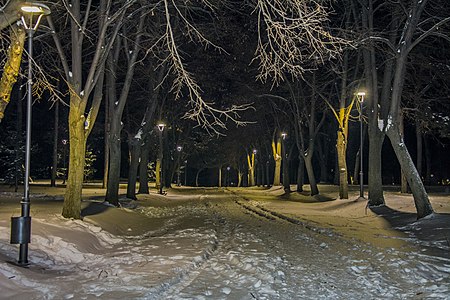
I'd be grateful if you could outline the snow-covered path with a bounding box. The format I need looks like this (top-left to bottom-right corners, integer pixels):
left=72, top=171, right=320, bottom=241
left=0, top=188, right=449, bottom=299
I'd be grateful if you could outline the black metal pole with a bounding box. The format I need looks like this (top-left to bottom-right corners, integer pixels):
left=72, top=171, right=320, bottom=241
left=158, top=130, right=163, bottom=194
left=19, top=28, right=34, bottom=265
left=359, top=98, right=364, bottom=199
left=184, top=160, right=187, bottom=186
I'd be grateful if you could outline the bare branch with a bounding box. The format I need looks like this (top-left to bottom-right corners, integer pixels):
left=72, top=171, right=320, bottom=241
left=253, top=0, right=348, bottom=84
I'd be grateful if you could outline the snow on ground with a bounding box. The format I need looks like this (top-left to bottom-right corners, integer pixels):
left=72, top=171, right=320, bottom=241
left=0, top=183, right=449, bottom=299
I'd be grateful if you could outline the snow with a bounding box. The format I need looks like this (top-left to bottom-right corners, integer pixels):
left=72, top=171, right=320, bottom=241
left=0, top=184, right=449, bottom=299
left=135, top=129, right=143, bottom=140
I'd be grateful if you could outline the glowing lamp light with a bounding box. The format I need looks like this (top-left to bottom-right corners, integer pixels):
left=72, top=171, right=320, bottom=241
left=157, top=123, right=165, bottom=132
left=21, top=3, right=51, bottom=14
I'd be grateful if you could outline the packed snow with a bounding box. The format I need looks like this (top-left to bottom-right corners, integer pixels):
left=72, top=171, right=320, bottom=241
left=0, top=184, right=449, bottom=299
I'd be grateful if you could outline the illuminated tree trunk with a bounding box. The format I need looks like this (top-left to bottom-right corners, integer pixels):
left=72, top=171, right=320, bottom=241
left=62, top=103, right=86, bottom=218
left=247, top=152, right=255, bottom=186
left=52, top=0, right=128, bottom=219
left=0, top=23, right=25, bottom=122
left=237, top=169, right=242, bottom=187
left=336, top=115, right=349, bottom=199
left=218, top=167, right=222, bottom=187
left=156, top=159, right=162, bottom=190
left=272, top=138, right=282, bottom=186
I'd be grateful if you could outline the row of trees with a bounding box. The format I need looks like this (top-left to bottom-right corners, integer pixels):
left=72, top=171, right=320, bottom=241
left=0, top=0, right=449, bottom=220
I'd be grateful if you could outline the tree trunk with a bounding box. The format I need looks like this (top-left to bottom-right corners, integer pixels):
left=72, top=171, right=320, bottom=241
left=156, top=159, right=162, bottom=189
left=138, top=141, right=150, bottom=194
left=273, top=157, right=281, bottom=186
left=218, top=167, right=222, bottom=187
left=353, top=148, right=360, bottom=185
left=367, top=129, right=385, bottom=206
left=265, top=160, right=270, bottom=187
left=62, top=104, right=86, bottom=219
left=317, top=138, right=328, bottom=183
left=0, top=24, right=25, bottom=122
left=51, top=100, right=59, bottom=187
left=386, top=125, right=434, bottom=218
left=337, top=129, right=348, bottom=198
left=399, top=111, right=408, bottom=194
left=102, top=93, right=110, bottom=189
left=296, top=155, right=304, bottom=192
left=195, top=168, right=203, bottom=187
left=304, top=155, right=319, bottom=196
left=126, top=140, right=140, bottom=199
left=105, top=120, right=122, bottom=205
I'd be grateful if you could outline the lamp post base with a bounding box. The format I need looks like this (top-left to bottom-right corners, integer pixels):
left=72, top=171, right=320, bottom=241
left=355, top=196, right=366, bottom=202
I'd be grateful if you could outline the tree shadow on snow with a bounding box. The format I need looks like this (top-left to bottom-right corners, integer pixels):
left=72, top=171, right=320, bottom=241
left=370, top=205, right=450, bottom=258
left=81, top=202, right=110, bottom=217
left=279, top=191, right=335, bottom=203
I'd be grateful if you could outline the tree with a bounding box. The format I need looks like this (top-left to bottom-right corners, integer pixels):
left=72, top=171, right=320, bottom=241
left=0, top=0, right=25, bottom=31
left=105, top=9, right=146, bottom=205
left=359, top=0, right=450, bottom=218
left=0, top=23, right=25, bottom=122
left=49, top=0, right=134, bottom=219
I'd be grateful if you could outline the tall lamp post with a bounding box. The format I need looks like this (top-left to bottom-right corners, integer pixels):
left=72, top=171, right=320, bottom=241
left=357, top=91, right=366, bottom=200
left=252, top=149, right=257, bottom=186
left=157, top=123, right=165, bottom=194
left=281, top=132, right=289, bottom=192
left=10, top=2, right=51, bottom=266
left=176, top=146, right=182, bottom=186
left=184, top=160, right=188, bottom=186
left=62, top=139, right=68, bottom=184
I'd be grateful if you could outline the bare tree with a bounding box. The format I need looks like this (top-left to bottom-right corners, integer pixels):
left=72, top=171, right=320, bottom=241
left=359, top=0, right=450, bottom=218
left=49, top=0, right=135, bottom=219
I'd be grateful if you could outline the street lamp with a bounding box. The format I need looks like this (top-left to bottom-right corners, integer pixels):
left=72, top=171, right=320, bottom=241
left=226, top=166, right=231, bottom=187
left=184, top=160, right=188, bottom=186
left=10, top=2, right=51, bottom=266
left=157, top=123, right=165, bottom=194
left=281, top=132, right=289, bottom=192
left=252, top=149, right=257, bottom=186
left=62, top=139, right=68, bottom=184
left=176, top=146, right=182, bottom=186
left=357, top=91, right=366, bottom=200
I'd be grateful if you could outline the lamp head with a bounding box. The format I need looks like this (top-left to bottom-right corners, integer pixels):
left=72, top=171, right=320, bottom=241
left=177, top=146, right=182, bottom=152
left=253, top=149, right=257, bottom=154
left=157, top=123, right=165, bottom=132
left=21, top=2, right=51, bottom=15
